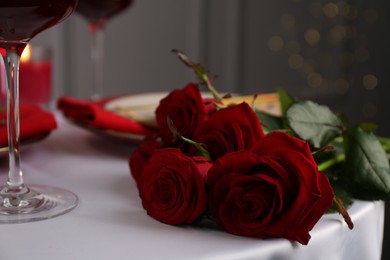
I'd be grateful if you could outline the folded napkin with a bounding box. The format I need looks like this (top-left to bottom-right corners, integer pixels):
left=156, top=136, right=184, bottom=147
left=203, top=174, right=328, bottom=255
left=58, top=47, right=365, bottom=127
left=0, top=104, right=57, bottom=147
left=57, top=97, right=153, bottom=136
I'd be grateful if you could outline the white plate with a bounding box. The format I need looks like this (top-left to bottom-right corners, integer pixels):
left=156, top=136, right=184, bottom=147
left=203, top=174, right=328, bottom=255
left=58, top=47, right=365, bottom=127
left=73, top=92, right=280, bottom=143
left=104, top=92, right=281, bottom=126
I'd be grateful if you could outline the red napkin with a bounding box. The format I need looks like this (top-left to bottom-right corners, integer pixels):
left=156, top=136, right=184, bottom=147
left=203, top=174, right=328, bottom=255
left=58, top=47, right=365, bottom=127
left=57, top=97, right=153, bottom=135
left=0, top=104, right=57, bottom=147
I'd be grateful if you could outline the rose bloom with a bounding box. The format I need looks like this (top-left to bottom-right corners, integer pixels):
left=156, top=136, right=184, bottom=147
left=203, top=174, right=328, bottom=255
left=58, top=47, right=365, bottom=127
left=192, top=102, right=264, bottom=161
left=139, top=148, right=212, bottom=225
left=155, top=83, right=208, bottom=147
left=129, top=137, right=161, bottom=187
left=207, top=131, right=334, bottom=245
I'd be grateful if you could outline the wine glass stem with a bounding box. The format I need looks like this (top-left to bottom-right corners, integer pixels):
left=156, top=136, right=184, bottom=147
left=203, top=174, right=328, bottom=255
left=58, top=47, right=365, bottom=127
left=90, top=23, right=105, bottom=100
left=2, top=49, right=24, bottom=189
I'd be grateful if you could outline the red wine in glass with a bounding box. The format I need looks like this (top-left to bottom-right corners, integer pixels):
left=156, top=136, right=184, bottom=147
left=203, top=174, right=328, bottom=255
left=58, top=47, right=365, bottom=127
left=76, top=0, right=133, bottom=25
left=0, top=0, right=79, bottom=223
left=0, top=1, right=77, bottom=55
left=75, top=0, right=134, bottom=99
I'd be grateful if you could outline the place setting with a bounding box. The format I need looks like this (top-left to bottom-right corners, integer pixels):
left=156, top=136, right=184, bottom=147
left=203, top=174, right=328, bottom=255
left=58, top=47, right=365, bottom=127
left=57, top=90, right=281, bottom=143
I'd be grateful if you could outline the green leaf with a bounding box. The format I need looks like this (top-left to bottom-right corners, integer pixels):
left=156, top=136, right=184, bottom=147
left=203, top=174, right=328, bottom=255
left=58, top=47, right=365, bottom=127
left=342, top=127, right=390, bottom=200
left=255, top=111, right=283, bottom=133
left=286, top=100, right=345, bottom=148
left=277, top=88, right=295, bottom=116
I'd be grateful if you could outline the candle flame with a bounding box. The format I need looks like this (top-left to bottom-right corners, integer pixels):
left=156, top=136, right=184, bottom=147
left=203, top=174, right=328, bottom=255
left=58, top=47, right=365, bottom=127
left=21, top=45, right=31, bottom=62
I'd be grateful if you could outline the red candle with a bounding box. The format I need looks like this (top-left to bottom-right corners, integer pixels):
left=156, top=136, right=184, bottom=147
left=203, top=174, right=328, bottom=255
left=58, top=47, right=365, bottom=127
left=19, top=45, right=52, bottom=104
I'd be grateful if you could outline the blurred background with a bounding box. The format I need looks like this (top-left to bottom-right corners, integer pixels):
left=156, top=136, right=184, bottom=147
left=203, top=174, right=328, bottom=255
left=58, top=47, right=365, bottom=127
left=30, top=0, right=389, bottom=258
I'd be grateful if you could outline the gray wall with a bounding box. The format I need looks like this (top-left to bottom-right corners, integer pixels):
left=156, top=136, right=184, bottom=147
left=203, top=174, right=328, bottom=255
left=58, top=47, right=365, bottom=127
left=31, top=0, right=389, bottom=132
left=30, top=1, right=389, bottom=259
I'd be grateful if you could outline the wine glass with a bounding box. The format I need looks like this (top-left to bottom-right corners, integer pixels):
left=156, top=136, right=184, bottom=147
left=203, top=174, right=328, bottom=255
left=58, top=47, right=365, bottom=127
left=75, top=0, right=134, bottom=100
left=0, top=0, right=79, bottom=223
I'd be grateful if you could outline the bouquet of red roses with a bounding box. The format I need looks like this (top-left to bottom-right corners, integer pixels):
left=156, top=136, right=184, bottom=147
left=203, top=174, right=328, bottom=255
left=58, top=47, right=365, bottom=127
left=129, top=51, right=390, bottom=245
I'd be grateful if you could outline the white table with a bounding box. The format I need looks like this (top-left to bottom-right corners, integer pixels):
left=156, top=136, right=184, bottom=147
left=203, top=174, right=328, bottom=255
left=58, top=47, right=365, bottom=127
left=0, top=114, right=385, bottom=260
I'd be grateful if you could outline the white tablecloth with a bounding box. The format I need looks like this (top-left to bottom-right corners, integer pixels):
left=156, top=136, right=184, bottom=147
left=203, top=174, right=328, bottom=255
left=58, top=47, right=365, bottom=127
left=0, top=114, right=384, bottom=260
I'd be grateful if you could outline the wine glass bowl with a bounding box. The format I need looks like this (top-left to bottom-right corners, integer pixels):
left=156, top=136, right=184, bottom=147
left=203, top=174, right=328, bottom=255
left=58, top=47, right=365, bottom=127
left=75, top=0, right=134, bottom=100
left=0, top=0, right=79, bottom=223
left=76, top=0, right=133, bottom=25
left=0, top=1, right=77, bottom=54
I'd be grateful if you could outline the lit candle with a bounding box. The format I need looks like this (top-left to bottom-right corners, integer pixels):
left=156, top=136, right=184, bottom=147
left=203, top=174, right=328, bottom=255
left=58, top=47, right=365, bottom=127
left=19, top=44, right=52, bottom=104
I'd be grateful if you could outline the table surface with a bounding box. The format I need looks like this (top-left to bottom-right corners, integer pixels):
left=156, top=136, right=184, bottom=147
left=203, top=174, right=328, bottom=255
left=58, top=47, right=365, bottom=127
left=0, top=114, right=385, bottom=260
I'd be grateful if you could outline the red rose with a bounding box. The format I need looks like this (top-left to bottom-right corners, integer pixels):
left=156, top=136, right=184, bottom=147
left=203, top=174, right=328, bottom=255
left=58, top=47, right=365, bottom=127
left=139, top=148, right=212, bottom=225
left=129, top=137, right=161, bottom=187
left=155, top=83, right=207, bottom=147
left=192, top=102, right=264, bottom=161
left=207, top=131, right=334, bottom=244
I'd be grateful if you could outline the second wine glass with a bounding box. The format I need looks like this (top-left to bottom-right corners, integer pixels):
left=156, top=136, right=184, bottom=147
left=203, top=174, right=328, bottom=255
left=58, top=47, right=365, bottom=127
left=75, top=0, right=134, bottom=100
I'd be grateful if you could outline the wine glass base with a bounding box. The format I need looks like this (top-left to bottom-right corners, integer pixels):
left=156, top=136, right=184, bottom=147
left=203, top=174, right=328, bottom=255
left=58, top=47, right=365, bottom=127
left=0, top=185, right=78, bottom=223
